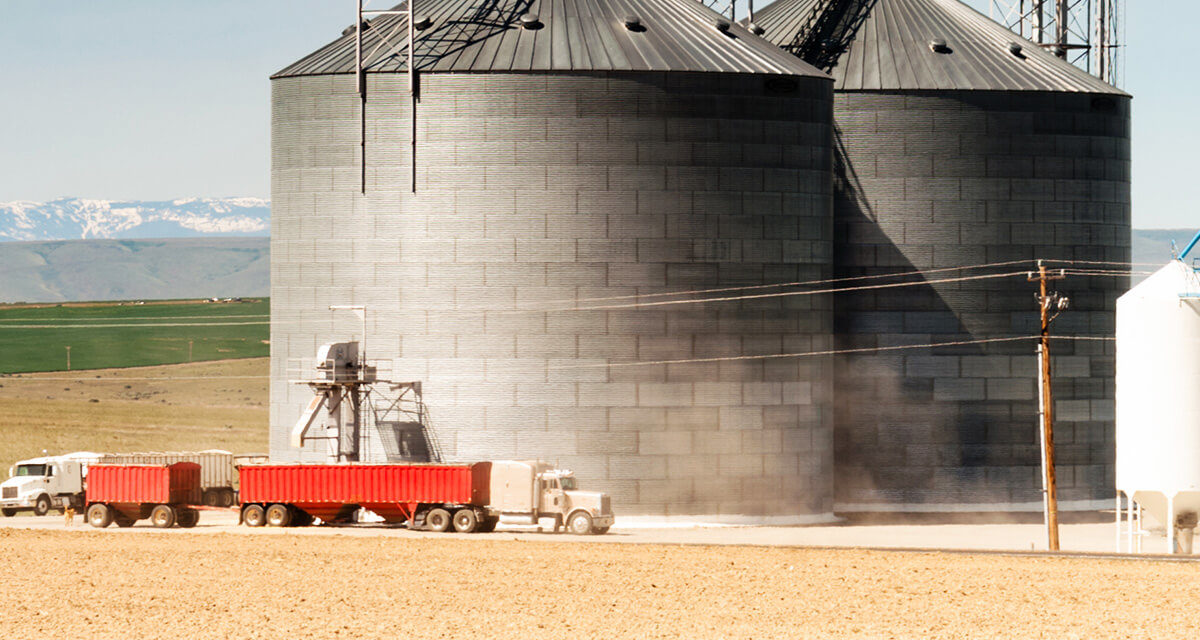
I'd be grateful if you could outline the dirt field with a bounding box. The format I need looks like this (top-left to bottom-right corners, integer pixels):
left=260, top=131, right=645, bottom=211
left=1, top=528, right=1196, bottom=639
left=0, top=358, right=267, bottom=470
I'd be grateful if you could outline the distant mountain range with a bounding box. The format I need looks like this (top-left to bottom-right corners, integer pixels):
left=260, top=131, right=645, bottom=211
left=0, top=196, right=1192, bottom=302
left=0, top=197, right=269, bottom=241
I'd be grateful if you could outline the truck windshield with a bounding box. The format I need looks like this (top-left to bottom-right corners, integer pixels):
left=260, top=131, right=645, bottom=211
left=560, top=477, right=577, bottom=491
left=15, top=464, right=47, bottom=477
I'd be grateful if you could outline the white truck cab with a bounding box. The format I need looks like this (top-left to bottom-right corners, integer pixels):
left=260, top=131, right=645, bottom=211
left=490, top=461, right=614, bottom=534
left=1, top=455, right=90, bottom=516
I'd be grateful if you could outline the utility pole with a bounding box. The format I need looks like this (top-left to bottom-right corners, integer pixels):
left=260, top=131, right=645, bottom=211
left=188, top=340, right=194, bottom=362
left=1029, top=260, right=1068, bottom=551
left=65, top=346, right=71, bottom=371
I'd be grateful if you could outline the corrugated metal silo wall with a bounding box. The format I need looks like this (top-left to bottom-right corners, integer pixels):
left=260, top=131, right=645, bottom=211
left=271, top=71, right=837, bottom=517
left=832, top=90, right=1131, bottom=509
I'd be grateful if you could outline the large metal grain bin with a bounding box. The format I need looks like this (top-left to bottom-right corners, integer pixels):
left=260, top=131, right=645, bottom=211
left=270, top=0, right=837, bottom=519
left=754, top=0, right=1130, bottom=511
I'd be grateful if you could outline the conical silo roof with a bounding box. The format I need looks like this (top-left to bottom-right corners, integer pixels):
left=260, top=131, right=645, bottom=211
left=752, top=0, right=1125, bottom=93
left=275, top=0, right=828, bottom=78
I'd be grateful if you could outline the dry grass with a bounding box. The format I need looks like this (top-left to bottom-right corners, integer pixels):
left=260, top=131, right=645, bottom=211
left=0, top=358, right=267, bottom=470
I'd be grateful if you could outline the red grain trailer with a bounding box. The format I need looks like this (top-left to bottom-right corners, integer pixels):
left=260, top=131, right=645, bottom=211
left=238, top=463, right=494, bottom=532
left=85, top=462, right=202, bottom=529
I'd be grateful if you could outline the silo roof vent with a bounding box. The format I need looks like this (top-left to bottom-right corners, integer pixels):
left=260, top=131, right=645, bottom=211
left=413, top=15, right=433, bottom=31
left=748, top=23, right=766, bottom=36
left=1007, top=41, right=1023, bottom=56
left=928, top=37, right=949, bottom=53
left=715, top=19, right=732, bottom=33
left=624, top=15, right=644, bottom=31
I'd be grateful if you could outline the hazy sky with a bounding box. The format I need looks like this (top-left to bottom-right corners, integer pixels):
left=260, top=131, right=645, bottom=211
left=0, top=1, right=1194, bottom=228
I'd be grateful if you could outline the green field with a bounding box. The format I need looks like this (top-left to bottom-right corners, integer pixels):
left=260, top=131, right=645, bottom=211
left=0, top=299, right=269, bottom=373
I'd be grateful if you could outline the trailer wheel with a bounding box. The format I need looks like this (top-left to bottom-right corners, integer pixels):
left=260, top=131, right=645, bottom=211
left=114, top=515, right=135, bottom=528
left=477, top=516, right=499, bottom=533
left=150, top=505, right=176, bottom=529
left=242, top=504, right=266, bottom=527
left=266, top=504, right=292, bottom=527
left=33, top=494, right=51, bottom=516
left=1, top=508, right=15, bottom=517
left=86, top=503, right=113, bottom=528
left=452, top=508, right=479, bottom=533
left=426, top=508, right=452, bottom=532
left=292, top=509, right=314, bottom=527
left=177, top=510, right=200, bottom=528
left=220, top=489, right=236, bottom=508
left=567, top=511, right=593, bottom=535
left=592, top=525, right=611, bottom=535
left=202, top=490, right=219, bottom=507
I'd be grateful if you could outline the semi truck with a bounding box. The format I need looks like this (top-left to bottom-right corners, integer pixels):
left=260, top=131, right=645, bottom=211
left=239, top=460, right=614, bottom=534
left=0, top=452, right=101, bottom=516
left=1, top=450, right=245, bottom=516
left=85, top=462, right=203, bottom=529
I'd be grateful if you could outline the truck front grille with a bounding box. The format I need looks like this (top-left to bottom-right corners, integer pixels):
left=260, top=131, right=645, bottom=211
left=2, top=487, right=15, bottom=500
left=601, top=495, right=611, bottom=515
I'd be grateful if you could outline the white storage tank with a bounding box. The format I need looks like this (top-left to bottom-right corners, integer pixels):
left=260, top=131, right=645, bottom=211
left=1116, top=259, right=1200, bottom=551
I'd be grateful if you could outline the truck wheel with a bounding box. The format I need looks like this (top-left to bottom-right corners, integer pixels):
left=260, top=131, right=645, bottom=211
left=150, top=505, right=176, bottom=529
left=266, top=504, right=292, bottom=527
left=452, top=508, right=479, bottom=533
left=477, top=516, right=499, bottom=533
left=220, top=489, right=236, bottom=508
left=33, top=494, right=51, bottom=516
left=292, top=509, right=314, bottom=527
left=568, top=511, right=593, bottom=535
left=243, top=504, right=266, bottom=527
left=203, top=490, right=219, bottom=507
left=86, top=503, right=113, bottom=528
left=114, top=515, right=135, bottom=528
left=592, top=526, right=611, bottom=535
left=177, top=510, right=200, bottom=528
left=426, top=508, right=452, bottom=532
left=1, top=508, right=15, bottom=517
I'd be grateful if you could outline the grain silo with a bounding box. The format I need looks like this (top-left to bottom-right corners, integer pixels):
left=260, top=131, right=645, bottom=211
left=753, top=0, right=1130, bottom=511
left=270, top=0, right=838, bottom=519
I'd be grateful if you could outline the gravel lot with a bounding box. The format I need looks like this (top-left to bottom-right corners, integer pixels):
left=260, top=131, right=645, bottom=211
left=3, top=522, right=1198, bottom=639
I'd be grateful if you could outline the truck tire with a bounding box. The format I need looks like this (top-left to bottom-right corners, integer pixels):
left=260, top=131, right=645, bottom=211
left=592, top=525, right=611, bottom=535
left=243, top=504, right=266, bottom=527
left=1, top=508, right=15, bottom=517
left=33, top=494, right=51, bottom=516
left=266, top=504, right=292, bottom=527
left=220, top=489, right=235, bottom=508
left=426, top=508, right=452, bottom=532
left=177, top=510, right=200, bottom=528
left=567, top=511, right=593, bottom=535
left=292, top=509, right=314, bottom=527
left=114, top=515, right=136, bottom=528
left=478, top=516, right=499, bottom=533
left=86, top=503, right=113, bottom=528
left=203, top=490, right=219, bottom=507
left=452, top=508, right=479, bottom=533
left=150, top=504, right=176, bottom=529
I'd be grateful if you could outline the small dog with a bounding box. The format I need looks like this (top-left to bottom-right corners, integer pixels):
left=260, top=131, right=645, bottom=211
left=63, top=506, right=76, bottom=526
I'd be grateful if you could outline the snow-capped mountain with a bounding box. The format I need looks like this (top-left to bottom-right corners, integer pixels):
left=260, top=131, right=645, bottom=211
left=0, top=197, right=270, bottom=241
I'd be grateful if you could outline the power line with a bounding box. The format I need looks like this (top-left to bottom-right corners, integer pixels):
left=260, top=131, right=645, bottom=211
left=546, top=259, right=1040, bottom=306
left=549, top=271, right=1032, bottom=312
